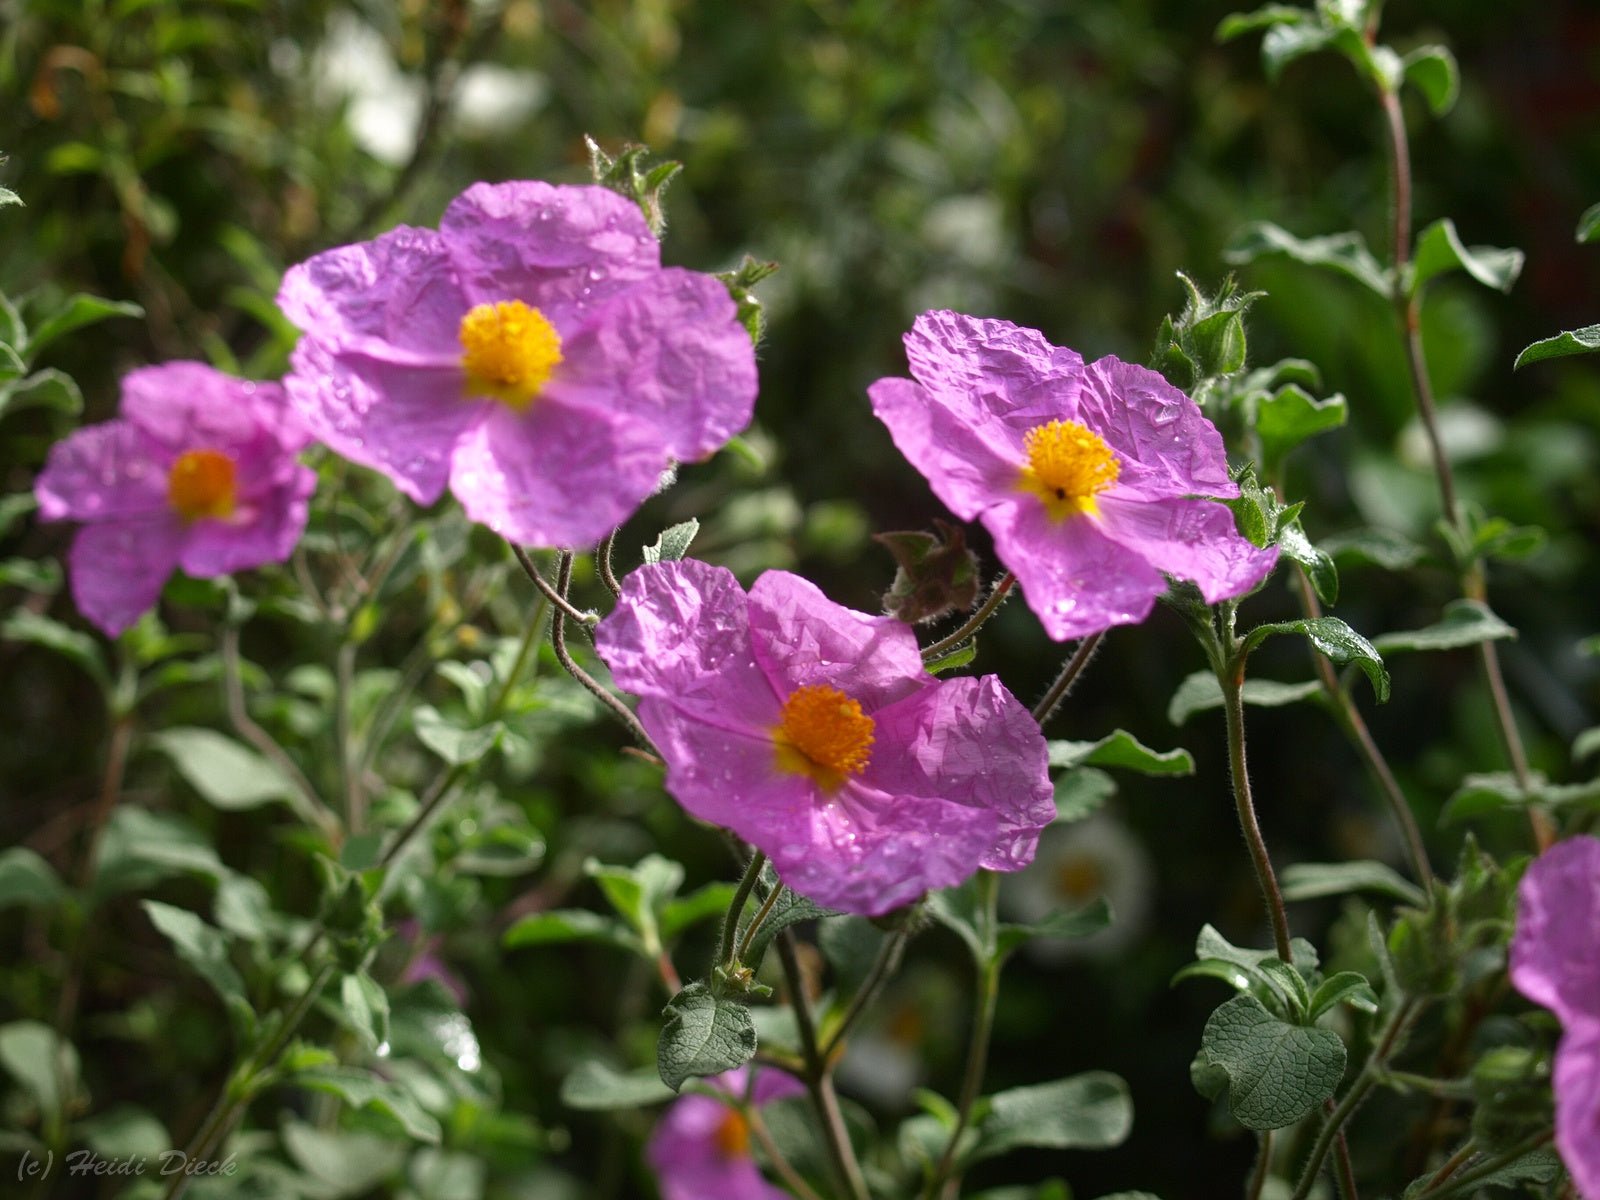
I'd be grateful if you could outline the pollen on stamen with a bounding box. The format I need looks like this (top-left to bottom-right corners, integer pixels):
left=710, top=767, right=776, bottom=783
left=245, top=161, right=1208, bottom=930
left=772, top=684, right=875, bottom=790
left=1017, top=419, right=1120, bottom=520
left=167, top=449, right=238, bottom=522
left=459, top=300, right=563, bottom=409
left=712, top=1108, right=751, bottom=1159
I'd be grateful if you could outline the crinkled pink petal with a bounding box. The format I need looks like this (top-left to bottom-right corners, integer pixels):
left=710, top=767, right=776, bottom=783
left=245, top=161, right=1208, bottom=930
left=550, top=268, right=757, bottom=461
left=35, top=421, right=169, bottom=523
left=594, top=560, right=779, bottom=729
left=448, top=398, right=664, bottom=549
left=67, top=518, right=185, bottom=637
left=1553, top=1020, right=1600, bottom=1200
left=1075, top=356, right=1239, bottom=499
left=771, top=777, right=998, bottom=916
left=121, top=364, right=299, bottom=454
left=870, top=674, right=1054, bottom=872
left=440, top=181, right=660, bottom=328
left=286, top=338, right=480, bottom=504
left=1511, top=836, right=1600, bottom=1029
left=647, top=1070, right=795, bottom=1200
left=867, top=376, right=1021, bottom=521
left=277, top=225, right=467, bottom=362
left=746, top=572, right=927, bottom=713
left=1098, top=494, right=1279, bottom=604
left=179, top=456, right=317, bottom=577
left=903, top=310, right=1087, bottom=440
left=982, top=498, right=1165, bottom=641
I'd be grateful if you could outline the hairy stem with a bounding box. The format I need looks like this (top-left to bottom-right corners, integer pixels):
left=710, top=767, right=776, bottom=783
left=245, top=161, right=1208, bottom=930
left=821, top=928, right=911, bottom=1061
left=1032, top=630, right=1105, bottom=727
left=720, top=851, right=768, bottom=967
left=922, top=571, right=1015, bottom=662
left=597, top=529, right=622, bottom=599
left=1219, top=652, right=1294, bottom=963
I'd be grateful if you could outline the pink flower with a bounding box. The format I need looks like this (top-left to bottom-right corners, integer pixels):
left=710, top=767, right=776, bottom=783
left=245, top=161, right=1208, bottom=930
left=1510, top=835, right=1600, bottom=1198
left=595, top=560, right=1054, bottom=915
left=278, top=181, right=758, bottom=549
left=35, top=364, right=314, bottom=636
left=646, top=1067, right=803, bottom=1200
left=868, top=310, right=1278, bottom=640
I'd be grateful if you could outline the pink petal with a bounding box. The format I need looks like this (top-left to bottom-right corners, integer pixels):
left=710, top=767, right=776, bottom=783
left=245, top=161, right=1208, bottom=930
left=982, top=498, right=1166, bottom=640
left=1097, top=494, right=1279, bottom=604
left=595, top=560, right=780, bottom=729
left=285, top=338, right=480, bottom=505
left=1554, top=1021, right=1600, bottom=1200
left=446, top=397, right=664, bottom=548
left=440, top=181, right=661, bottom=329
left=178, top=459, right=316, bottom=577
left=35, top=421, right=169, bottom=523
left=868, top=376, right=1021, bottom=522
left=67, top=518, right=184, bottom=636
left=277, top=225, right=467, bottom=361
left=1075, top=356, right=1239, bottom=499
left=1511, top=836, right=1600, bottom=1029
left=551, top=268, right=757, bottom=461
left=746, top=572, right=928, bottom=714
left=870, top=674, right=1054, bottom=872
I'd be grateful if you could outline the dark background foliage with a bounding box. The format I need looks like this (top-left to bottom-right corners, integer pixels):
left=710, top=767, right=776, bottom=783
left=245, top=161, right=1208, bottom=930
left=3, top=1, right=1599, bottom=1196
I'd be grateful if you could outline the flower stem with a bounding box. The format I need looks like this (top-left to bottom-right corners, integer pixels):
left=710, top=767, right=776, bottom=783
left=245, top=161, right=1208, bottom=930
left=734, top=880, right=785, bottom=965
left=1218, top=650, right=1293, bottom=963
left=1032, top=630, right=1105, bottom=727
left=597, top=529, right=622, bottom=598
left=1247, top=1131, right=1274, bottom=1200
left=927, top=870, right=1002, bottom=1200
left=1374, top=83, right=1550, bottom=852
left=821, top=928, right=910, bottom=1061
left=1410, top=1129, right=1553, bottom=1200
left=720, top=851, right=768, bottom=967
left=747, top=1105, right=828, bottom=1200
left=922, top=571, right=1015, bottom=662
left=775, top=931, right=870, bottom=1200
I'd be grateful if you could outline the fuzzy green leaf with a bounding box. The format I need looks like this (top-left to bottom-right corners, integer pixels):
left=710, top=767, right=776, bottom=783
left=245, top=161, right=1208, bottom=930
left=561, top=1059, right=676, bottom=1110
left=1401, top=45, right=1459, bottom=115
left=1280, top=860, right=1426, bottom=906
left=1245, top=616, right=1389, bottom=701
left=1411, top=218, right=1523, bottom=296
left=656, top=982, right=757, bottom=1091
left=1192, top=993, right=1346, bottom=1129
left=1514, top=324, right=1600, bottom=369
left=1048, top=730, right=1195, bottom=776
left=971, top=1072, right=1133, bottom=1162
left=151, top=727, right=298, bottom=811
left=642, top=519, right=700, bottom=565
left=1372, top=600, right=1515, bottom=655
left=1226, top=221, right=1390, bottom=297
left=1168, top=672, right=1322, bottom=725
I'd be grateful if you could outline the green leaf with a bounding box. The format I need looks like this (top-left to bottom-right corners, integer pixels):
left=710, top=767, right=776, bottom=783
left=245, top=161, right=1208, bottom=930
left=1320, top=527, right=1426, bottom=571
left=293, top=1066, right=442, bottom=1142
left=560, top=1059, right=676, bottom=1110
left=1578, top=202, right=1600, bottom=244
left=1573, top=726, right=1600, bottom=763
left=1225, top=221, right=1391, bottom=297
left=1256, top=385, right=1347, bottom=475
left=142, top=900, right=246, bottom=1007
left=412, top=705, right=503, bottom=766
left=660, top=882, right=740, bottom=940
left=1192, top=993, right=1346, bottom=1129
left=970, top=1072, right=1133, bottom=1162
left=91, top=807, right=230, bottom=902
left=1372, top=600, right=1516, bottom=655
left=150, top=727, right=298, bottom=811
left=23, top=294, right=143, bottom=358
left=1168, top=672, right=1322, bottom=725
left=1053, top=766, right=1117, bottom=821
left=995, top=898, right=1113, bottom=959
left=1400, top=45, right=1459, bottom=114
left=1194, top=924, right=1320, bottom=982
left=340, top=972, right=390, bottom=1051
left=0, top=493, right=37, bottom=539
left=737, top=878, right=839, bottom=970
left=0, top=187, right=21, bottom=209
left=503, top=909, right=635, bottom=951
left=0, top=848, right=64, bottom=910
left=1514, top=324, right=1600, bottom=368
left=1276, top=524, right=1339, bottom=606
left=1280, top=860, right=1427, bottom=907
left=281, top=1119, right=409, bottom=1193
left=1216, top=5, right=1309, bottom=42
left=1, top=610, right=109, bottom=689
left=1307, top=971, right=1379, bottom=1022
left=0, top=1021, right=79, bottom=1125
left=1244, top=616, right=1389, bottom=701
left=924, top=640, right=978, bottom=675
left=0, top=557, right=62, bottom=593
left=586, top=854, right=683, bottom=956
left=1411, top=219, right=1523, bottom=296
left=0, top=368, right=84, bottom=420
left=1441, top=771, right=1534, bottom=823
left=642, top=519, right=699, bottom=565
left=1261, top=23, right=1337, bottom=80
left=1048, top=730, right=1195, bottom=776
left=656, top=981, right=757, bottom=1091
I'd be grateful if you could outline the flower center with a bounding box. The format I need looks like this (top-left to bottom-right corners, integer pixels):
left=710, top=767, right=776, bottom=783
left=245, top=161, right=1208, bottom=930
left=712, top=1109, right=751, bottom=1159
left=1054, top=855, right=1106, bottom=902
left=773, top=684, right=875, bottom=790
left=1018, top=419, right=1120, bottom=519
left=166, top=449, right=237, bottom=522
left=458, top=300, right=563, bottom=409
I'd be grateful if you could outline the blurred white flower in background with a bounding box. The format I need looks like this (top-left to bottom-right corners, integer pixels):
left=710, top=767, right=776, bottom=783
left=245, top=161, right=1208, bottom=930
left=1002, top=810, right=1154, bottom=962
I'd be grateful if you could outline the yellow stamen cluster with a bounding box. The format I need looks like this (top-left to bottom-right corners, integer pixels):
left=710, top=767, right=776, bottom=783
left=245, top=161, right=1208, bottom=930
left=712, top=1109, right=751, bottom=1159
left=1017, top=419, right=1120, bottom=520
left=167, top=449, right=238, bottom=522
left=458, top=300, right=563, bottom=409
left=773, top=684, right=876, bottom=790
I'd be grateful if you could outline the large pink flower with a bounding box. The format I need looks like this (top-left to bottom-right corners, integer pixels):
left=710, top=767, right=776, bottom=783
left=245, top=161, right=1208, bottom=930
left=595, top=560, right=1054, bottom=915
left=35, top=363, right=314, bottom=636
left=278, top=181, right=758, bottom=549
left=1510, top=835, right=1600, bottom=1198
left=869, top=310, right=1278, bottom=640
left=646, top=1067, right=804, bottom=1200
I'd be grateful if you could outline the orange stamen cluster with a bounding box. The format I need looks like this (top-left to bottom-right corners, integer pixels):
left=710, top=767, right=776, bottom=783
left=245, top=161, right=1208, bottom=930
left=166, top=449, right=238, bottom=522
left=773, top=684, right=875, bottom=790
left=1017, top=419, right=1120, bottom=520
left=458, top=300, right=563, bottom=409
left=712, top=1109, right=751, bottom=1159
